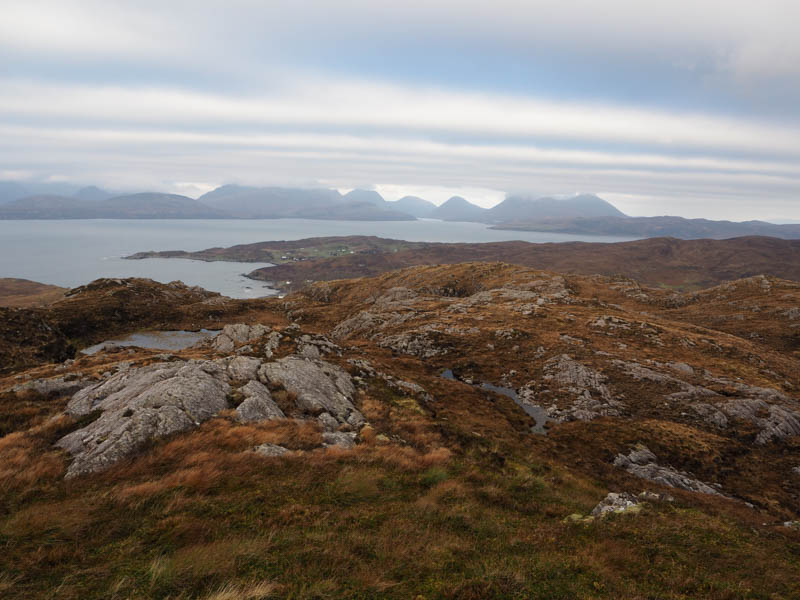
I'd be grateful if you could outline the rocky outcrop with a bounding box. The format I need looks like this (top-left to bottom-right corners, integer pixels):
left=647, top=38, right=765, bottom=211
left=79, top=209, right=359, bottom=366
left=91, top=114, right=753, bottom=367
left=236, top=380, right=285, bottom=423
left=263, top=330, right=282, bottom=358
left=613, top=446, right=721, bottom=495
left=297, top=333, right=341, bottom=359
left=376, top=331, right=449, bottom=358
left=223, top=356, right=262, bottom=381
left=691, top=402, right=729, bottom=428
left=259, top=356, right=364, bottom=429
left=10, top=375, right=89, bottom=396
left=590, top=492, right=641, bottom=518
left=332, top=309, right=417, bottom=340
left=212, top=323, right=271, bottom=353
left=540, top=354, right=624, bottom=421
left=720, top=399, right=800, bottom=444
left=56, top=361, right=231, bottom=478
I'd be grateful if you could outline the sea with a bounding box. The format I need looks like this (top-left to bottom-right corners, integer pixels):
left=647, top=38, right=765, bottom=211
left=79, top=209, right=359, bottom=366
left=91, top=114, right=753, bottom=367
left=0, top=219, right=634, bottom=298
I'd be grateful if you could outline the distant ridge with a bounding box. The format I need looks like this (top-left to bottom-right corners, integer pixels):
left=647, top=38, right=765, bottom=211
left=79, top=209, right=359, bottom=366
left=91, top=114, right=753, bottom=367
left=391, top=195, right=437, bottom=218
left=488, top=194, right=626, bottom=223
left=429, top=196, right=488, bottom=221
left=73, top=186, right=115, bottom=202
left=493, top=214, right=800, bottom=240
left=0, top=192, right=224, bottom=219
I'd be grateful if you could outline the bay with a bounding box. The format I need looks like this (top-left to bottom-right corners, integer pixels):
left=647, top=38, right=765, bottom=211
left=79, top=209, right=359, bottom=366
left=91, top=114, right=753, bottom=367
left=0, top=219, right=634, bottom=298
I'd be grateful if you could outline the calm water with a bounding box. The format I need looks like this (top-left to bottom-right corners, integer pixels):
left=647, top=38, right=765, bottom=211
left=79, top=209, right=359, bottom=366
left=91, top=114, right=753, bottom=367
left=0, top=219, right=634, bottom=298
left=82, top=330, right=219, bottom=355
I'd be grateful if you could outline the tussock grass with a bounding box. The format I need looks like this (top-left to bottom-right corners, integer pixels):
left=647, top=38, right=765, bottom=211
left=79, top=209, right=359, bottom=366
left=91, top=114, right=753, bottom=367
left=1, top=377, right=799, bottom=599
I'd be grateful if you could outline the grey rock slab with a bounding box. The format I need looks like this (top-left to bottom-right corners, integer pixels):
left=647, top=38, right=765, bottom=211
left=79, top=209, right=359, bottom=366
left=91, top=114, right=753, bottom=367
left=691, top=403, right=729, bottom=428
left=56, top=361, right=230, bottom=478
left=236, top=380, right=285, bottom=423
left=259, top=356, right=364, bottom=428
left=721, top=398, right=800, bottom=444
left=614, top=445, right=721, bottom=495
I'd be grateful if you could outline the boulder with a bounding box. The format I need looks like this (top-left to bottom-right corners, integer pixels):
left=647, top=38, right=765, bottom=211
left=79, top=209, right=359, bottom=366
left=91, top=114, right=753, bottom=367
left=590, top=492, right=641, bottom=518
left=322, top=431, right=358, bottom=449
left=236, top=380, right=285, bottom=423
left=226, top=356, right=262, bottom=381
left=253, top=443, right=289, bottom=457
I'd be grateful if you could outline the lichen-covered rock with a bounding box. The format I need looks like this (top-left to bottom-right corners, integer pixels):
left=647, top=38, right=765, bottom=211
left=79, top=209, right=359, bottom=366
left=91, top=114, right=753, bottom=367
left=236, top=380, right=285, bottom=423
left=56, top=361, right=230, bottom=478
left=259, top=356, right=364, bottom=428
left=225, top=356, right=262, bottom=381
left=691, top=403, right=729, bottom=428
left=590, top=492, right=641, bottom=518
left=297, top=333, right=341, bottom=359
left=541, top=354, right=624, bottom=421
left=263, top=331, right=282, bottom=358
left=376, top=331, right=448, bottom=358
left=333, top=310, right=417, bottom=340
left=212, top=323, right=271, bottom=353
left=315, top=412, right=338, bottom=431
left=613, top=445, right=721, bottom=495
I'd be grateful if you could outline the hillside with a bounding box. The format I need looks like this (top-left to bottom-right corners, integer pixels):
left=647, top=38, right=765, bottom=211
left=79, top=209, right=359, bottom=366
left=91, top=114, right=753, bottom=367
left=0, top=195, right=99, bottom=219
left=0, top=278, right=66, bottom=308
left=495, top=214, right=800, bottom=239
left=0, top=193, right=225, bottom=219
left=1, top=266, right=799, bottom=598
left=125, top=235, right=800, bottom=294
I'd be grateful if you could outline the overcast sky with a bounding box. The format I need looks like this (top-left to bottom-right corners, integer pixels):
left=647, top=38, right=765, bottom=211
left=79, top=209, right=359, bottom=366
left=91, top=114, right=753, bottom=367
left=2, top=0, right=799, bottom=219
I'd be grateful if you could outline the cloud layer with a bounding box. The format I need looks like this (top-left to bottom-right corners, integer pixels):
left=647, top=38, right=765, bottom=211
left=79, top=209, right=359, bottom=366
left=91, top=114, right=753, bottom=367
left=1, top=0, right=799, bottom=219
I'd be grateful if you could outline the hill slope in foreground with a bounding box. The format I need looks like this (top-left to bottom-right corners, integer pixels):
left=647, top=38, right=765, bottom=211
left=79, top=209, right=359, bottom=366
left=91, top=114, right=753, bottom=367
left=127, top=234, right=800, bottom=293
left=1, top=264, right=800, bottom=598
left=0, top=278, right=65, bottom=308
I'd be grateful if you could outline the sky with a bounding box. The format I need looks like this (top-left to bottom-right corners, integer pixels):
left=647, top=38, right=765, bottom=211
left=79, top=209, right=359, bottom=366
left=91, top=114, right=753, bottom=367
left=1, top=0, right=799, bottom=219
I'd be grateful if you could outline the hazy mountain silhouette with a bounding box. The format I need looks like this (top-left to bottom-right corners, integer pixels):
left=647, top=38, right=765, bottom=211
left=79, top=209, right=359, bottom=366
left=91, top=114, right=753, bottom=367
left=429, top=196, right=488, bottom=221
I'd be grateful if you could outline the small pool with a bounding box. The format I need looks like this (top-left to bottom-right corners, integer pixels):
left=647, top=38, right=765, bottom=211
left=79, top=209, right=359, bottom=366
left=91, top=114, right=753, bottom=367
left=81, top=329, right=219, bottom=355
left=442, top=369, right=552, bottom=434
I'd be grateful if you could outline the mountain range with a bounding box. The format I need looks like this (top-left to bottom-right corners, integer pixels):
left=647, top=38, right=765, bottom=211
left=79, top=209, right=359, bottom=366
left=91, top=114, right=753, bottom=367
left=1, top=181, right=799, bottom=240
